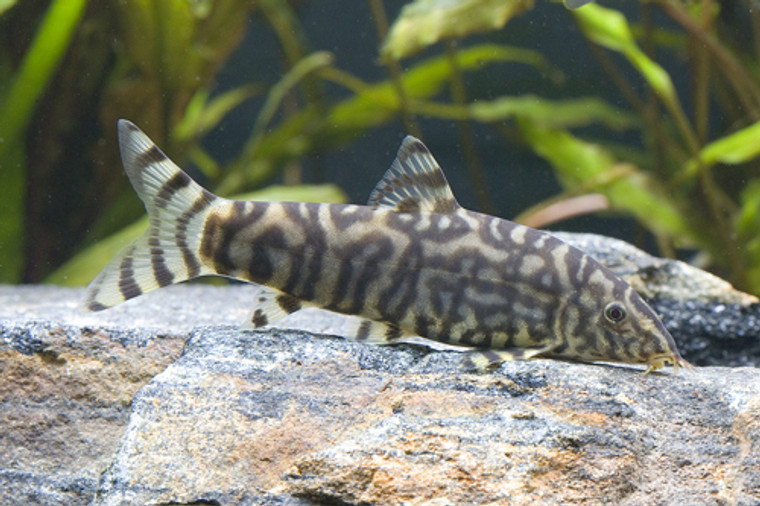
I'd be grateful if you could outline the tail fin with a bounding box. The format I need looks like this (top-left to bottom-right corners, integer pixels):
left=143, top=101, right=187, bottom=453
left=81, top=120, right=218, bottom=311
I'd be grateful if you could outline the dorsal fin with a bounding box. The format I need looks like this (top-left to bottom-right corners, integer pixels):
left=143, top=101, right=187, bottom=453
left=368, top=135, right=461, bottom=213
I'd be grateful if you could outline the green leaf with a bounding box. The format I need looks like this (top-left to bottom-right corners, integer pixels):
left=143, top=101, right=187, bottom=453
left=0, top=0, right=18, bottom=15
left=47, top=184, right=348, bottom=286
left=518, top=119, right=694, bottom=243
left=0, top=144, right=24, bottom=282
left=111, top=0, right=253, bottom=132
left=249, top=52, right=334, bottom=147
left=218, top=43, right=555, bottom=195
left=117, top=0, right=197, bottom=88
left=329, top=44, right=554, bottom=133
left=174, top=84, right=264, bottom=142
left=233, top=184, right=348, bottom=205
left=412, top=95, right=636, bottom=130
left=157, top=0, right=198, bottom=90
left=0, top=0, right=89, bottom=158
left=737, top=181, right=760, bottom=293
left=681, top=119, right=760, bottom=177
left=382, top=0, right=535, bottom=60
left=573, top=3, right=632, bottom=52
left=573, top=4, right=677, bottom=104
left=466, top=95, right=636, bottom=130
left=0, top=0, right=88, bottom=282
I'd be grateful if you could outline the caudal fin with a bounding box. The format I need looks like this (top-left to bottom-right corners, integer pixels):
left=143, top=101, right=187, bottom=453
left=81, top=120, right=218, bottom=311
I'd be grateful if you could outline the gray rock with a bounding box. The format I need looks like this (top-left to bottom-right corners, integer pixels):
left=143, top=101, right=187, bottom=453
left=1, top=234, right=759, bottom=505
left=88, top=326, right=760, bottom=506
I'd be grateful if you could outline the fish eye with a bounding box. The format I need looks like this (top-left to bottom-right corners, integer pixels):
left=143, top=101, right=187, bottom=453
left=604, top=302, right=627, bottom=323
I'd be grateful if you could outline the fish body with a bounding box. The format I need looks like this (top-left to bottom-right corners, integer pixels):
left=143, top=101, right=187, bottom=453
left=83, top=120, right=690, bottom=373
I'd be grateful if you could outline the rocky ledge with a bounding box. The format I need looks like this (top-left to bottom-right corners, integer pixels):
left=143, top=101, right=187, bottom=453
left=1, top=234, right=759, bottom=505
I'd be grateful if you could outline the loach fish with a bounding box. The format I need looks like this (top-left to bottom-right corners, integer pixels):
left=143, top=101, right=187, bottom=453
left=82, top=120, right=692, bottom=374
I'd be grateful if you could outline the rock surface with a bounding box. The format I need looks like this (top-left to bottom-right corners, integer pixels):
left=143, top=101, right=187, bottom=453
left=95, top=327, right=760, bottom=506
left=1, top=236, right=760, bottom=505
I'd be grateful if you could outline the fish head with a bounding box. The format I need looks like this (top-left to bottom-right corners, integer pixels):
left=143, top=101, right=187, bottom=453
left=566, top=276, right=691, bottom=373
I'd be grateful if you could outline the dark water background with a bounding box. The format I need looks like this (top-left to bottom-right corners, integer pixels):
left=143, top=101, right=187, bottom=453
left=209, top=0, right=682, bottom=246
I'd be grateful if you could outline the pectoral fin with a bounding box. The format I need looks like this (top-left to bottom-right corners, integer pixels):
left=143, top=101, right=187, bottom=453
left=462, top=349, right=525, bottom=371
left=462, top=345, right=558, bottom=372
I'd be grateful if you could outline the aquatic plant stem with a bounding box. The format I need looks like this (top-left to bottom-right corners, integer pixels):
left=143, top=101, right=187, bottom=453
left=638, top=3, right=669, bottom=186
left=586, top=42, right=644, bottom=114
left=318, top=67, right=374, bottom=95
left=259, top=0, right=327, bottom=184
left=655, top=0, right=760, bottom=120
left=582, top=26, right=675, bottom=181
left=645, top=0, right=741, bottom=278
left=444, top=40, right=493, bottom=214
left=655, top=0, right=743, bottom=279
left=692, top=0, right=713, bottom=143
left=751, top=0, right=760, bottom=68
left=367, top=0, right=422, bottom=138
left=217, top=52, right=334, bottom=196
left=259, top=0, right=307, bottom=68
left=259, top=0, right=322, bottom=106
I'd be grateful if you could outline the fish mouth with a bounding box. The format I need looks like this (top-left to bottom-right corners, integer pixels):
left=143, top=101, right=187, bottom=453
left=644, top=352, right=694, bottom=374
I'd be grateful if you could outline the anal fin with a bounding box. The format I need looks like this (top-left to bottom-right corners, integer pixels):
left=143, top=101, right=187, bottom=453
left=242, top=286, right=304, bottom=330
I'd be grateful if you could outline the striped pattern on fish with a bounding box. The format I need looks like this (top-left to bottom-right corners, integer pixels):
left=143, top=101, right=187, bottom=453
left=82, top=120, right=691, bottom=373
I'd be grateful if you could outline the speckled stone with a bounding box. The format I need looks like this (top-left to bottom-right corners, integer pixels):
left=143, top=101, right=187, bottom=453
left=92, top=328, right=760, bottom=505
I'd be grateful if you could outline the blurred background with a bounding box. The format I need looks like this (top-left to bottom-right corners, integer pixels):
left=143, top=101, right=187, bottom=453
left=1, top=0, right=759, bottom=295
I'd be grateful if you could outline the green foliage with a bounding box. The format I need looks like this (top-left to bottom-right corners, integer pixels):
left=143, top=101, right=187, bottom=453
left=217, top=43, right=558, bottom=195
left=382, top=0, right=535, bottom=60
left=563, top=0, right=595, bottom=9
left=681, top=120, right=760, bottom=177
left=4, top=0, right=760, bottom=295
left=174, top=84, right=265, bottom=160
left=568, top=2, right=760, bottom=287
left=0, top=0, right=17, bottom=15
left=575, top=5, right=677, bottom=102
left=518, top=119, right=694, bottom=243
left=738, top=182, right=760, bottom=291
left=326, top=43, right=556, bottom=133
left=108, top=0, right=254, bottom=144
left=418, top=95, right=636, bottom=130
left=0, top=0, right=88, bottom=282
left=574, top=4, right=697, bottom=159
